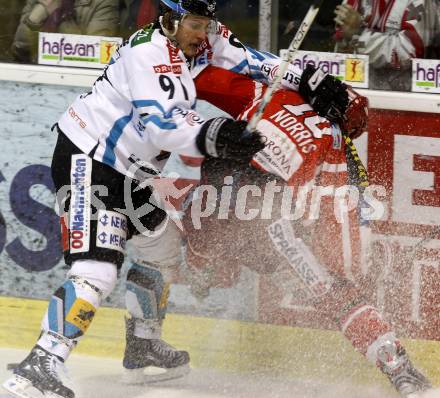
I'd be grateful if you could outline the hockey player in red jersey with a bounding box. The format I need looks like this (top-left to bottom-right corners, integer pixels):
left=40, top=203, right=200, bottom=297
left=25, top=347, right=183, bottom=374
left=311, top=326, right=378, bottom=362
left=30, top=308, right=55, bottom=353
left=179, top=65, right=434, bottom=398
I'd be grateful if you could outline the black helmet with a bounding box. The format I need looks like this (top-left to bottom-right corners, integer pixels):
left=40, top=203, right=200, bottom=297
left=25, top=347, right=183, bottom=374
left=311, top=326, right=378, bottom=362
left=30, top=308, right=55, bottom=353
left=159, top=0, right=217, bottom=18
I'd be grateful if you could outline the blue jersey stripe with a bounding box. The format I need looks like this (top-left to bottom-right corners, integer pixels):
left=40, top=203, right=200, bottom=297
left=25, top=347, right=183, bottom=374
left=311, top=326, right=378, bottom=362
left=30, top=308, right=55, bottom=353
left=103, top=111, right=134, bottom=167
left=230, top=59, right=249, bottom=74
left=132, top=99, right=167, bottom=116
left=142, top=114, right=177, bottom=130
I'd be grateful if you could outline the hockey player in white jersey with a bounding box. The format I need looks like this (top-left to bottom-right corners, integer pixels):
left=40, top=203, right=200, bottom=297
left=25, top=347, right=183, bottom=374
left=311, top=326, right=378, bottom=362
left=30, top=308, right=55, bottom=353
left=2, top=1, right=354, bottom=397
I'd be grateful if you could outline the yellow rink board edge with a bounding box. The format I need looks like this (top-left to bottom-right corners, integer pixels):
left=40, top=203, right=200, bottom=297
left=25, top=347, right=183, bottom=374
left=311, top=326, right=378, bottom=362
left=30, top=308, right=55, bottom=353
left=1, top=295, right=439, bottom=388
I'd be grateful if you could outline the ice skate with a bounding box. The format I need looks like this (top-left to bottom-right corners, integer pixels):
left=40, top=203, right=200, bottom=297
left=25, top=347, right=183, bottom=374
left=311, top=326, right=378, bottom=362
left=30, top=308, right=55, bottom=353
left=2, top=345, right=74, bottom=398
left=122, top=317, right=190, bottom=383
left=378, top=342, right=432, bottom=398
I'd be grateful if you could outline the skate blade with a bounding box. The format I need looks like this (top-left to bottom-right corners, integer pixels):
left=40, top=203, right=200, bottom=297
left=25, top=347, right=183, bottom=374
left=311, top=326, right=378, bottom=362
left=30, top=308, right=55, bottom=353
left=2, top=375, right=68, bottom=398
left=121, top=363, right=190, bottom=384
left=2, top=375, right=44, bottom=398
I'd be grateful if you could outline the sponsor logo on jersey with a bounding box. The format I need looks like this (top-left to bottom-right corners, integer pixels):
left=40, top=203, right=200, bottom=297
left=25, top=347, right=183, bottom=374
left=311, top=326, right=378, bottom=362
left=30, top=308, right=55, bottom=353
left=268, top=219, right=332, bottom=298
left=167, top=41, right=184, bottom=64
left=68, top=107, right=87, bottom=129
left=96, top=210, right=127, bottom=253
left=253, top=119, right=303, bottom=181
left=69, top=155, right=92, bottom=254
left=153, top=64, right=182, bottom=74
left=216, top=24, right=230, bottom=38
left=195, top=40, right=213, bottom=63
left=173, top=108, right=204, bottom=126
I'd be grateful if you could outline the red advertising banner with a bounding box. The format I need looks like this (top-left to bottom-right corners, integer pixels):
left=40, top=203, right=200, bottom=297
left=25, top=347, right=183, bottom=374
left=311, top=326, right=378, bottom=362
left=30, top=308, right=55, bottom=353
left=258, top=109, right=440, bottom=340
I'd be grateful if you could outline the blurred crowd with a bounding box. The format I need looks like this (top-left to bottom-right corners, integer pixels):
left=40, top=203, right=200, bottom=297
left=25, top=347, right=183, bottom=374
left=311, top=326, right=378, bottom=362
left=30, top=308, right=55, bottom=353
left=0, top=0, right=439, bottom=91
left=280, top=0, right=440, bottom=91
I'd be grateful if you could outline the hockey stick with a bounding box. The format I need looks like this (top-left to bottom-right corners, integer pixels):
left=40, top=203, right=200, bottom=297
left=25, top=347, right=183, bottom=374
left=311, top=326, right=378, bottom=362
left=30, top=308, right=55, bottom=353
left=245, top=0, right=324, bottom=134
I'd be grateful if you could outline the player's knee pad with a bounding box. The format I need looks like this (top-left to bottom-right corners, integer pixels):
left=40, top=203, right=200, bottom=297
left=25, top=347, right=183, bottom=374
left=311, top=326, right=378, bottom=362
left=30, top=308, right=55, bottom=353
left=68, top=259, right=118, bottom=299
left=125, top=262, right=169, bottom=323
left=42, top=260, right=117, bottom=341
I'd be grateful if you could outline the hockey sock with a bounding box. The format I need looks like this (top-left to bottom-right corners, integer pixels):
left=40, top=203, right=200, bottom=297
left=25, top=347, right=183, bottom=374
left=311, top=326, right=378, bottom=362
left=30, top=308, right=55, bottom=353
left=125, top=262, right=170, bottom=339
left=38, top=260, right=117, bottom=360
left=340, top=303, right=400, bottom=365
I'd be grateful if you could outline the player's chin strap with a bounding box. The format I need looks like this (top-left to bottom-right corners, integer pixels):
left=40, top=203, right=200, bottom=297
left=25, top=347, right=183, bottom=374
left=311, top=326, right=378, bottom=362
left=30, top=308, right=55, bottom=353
left=159, top=14, right=182, bottom=37
left=245, top=0, right=324, bottom=135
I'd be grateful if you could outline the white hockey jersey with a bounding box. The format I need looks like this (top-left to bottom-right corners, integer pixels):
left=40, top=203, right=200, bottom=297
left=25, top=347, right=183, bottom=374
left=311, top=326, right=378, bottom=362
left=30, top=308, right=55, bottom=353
left=58, top=21, right=303, bottom=181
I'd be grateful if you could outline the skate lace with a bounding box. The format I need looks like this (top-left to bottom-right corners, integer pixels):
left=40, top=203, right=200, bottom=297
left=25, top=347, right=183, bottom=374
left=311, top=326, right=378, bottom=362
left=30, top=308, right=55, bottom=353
left=43, top=355, right=70, bottom=384
left=151, top=339, right=178, bottom=359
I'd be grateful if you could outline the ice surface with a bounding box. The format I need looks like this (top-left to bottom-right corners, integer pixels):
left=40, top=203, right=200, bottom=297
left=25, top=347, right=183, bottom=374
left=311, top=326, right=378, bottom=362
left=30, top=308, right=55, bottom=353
left=0, top=348, right=400, bottom=398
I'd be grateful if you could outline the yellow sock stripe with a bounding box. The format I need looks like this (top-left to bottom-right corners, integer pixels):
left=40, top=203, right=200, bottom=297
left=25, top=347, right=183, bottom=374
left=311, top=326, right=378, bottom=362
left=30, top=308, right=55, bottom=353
left=0, top=296, right=439, bottom=386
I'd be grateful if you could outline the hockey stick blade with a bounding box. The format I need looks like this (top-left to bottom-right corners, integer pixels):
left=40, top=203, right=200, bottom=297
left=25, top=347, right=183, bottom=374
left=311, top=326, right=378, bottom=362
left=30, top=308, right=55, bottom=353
left=245, top=0, right=324, bottom=135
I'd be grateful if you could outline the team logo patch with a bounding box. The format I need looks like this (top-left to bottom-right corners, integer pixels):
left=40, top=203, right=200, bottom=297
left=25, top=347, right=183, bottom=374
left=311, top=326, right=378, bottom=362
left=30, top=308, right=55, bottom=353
left=96, top=210, right=127, bottom=253
left=65, top=298, right=96, bottom=333
left=69, top=154, right=92, bottom=254
left=131, top=26, right=154, bottom=47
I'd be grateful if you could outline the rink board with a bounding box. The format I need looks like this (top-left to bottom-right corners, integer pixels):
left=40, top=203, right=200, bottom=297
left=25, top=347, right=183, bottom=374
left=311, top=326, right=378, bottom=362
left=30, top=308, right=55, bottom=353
left=1, top=296, right=439, bottom=388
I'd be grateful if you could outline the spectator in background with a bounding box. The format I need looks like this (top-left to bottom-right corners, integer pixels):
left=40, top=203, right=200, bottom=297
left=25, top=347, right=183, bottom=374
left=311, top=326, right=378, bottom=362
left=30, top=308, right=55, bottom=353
left=12, top=0, right=120, bottom=63
left=334, top=0, right=437, bottom=91
left=119, top=0, right=158, bottom=39
left=279, top=0, right=341, bottom=52
left=0, top=0, right=26, bottom=62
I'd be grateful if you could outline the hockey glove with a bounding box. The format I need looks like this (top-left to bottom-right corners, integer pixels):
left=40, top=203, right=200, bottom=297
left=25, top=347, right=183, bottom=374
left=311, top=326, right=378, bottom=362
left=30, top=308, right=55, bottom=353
left=196, top=117, right=265, bottom=161
left=299, top=64, right=349, bottom=122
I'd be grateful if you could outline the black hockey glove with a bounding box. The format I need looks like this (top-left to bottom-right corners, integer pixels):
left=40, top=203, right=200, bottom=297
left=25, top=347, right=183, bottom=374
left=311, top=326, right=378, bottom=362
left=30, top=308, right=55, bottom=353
left=299, top=64, right=349, bottom=122
left=196, top=117, right=265, bottom=161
